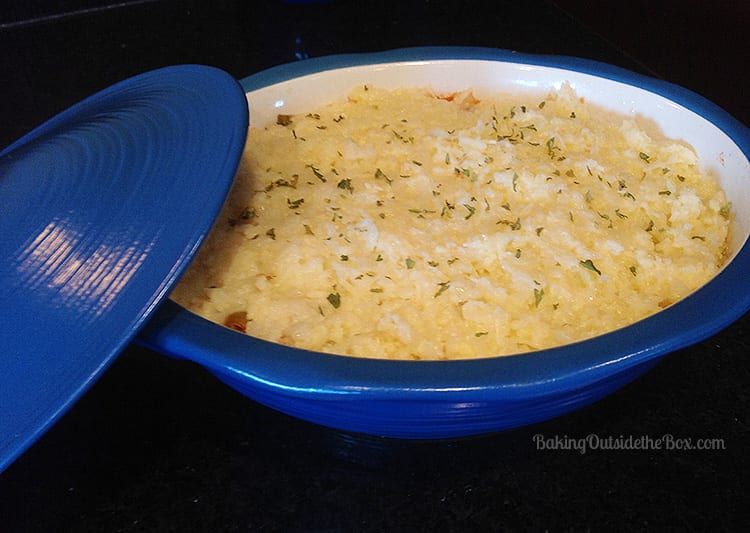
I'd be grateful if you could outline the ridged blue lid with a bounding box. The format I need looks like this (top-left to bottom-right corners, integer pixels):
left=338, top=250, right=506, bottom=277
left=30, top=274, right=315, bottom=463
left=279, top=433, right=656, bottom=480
left=0, top=65, right=248, bottom=472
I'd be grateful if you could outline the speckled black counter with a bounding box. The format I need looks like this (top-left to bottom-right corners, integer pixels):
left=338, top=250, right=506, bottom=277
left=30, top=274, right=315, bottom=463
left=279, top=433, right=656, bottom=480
left=1, top=1, right=747, bottom=531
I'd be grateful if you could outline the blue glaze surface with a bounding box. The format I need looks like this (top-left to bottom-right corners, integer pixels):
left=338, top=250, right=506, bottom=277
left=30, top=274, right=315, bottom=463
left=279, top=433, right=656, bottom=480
left=0, top=65, right=249, bottom=473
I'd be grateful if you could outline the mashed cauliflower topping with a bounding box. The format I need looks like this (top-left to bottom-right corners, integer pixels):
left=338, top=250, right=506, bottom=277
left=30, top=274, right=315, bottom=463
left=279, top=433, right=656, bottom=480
left=171, top=84, right=731, bottom=359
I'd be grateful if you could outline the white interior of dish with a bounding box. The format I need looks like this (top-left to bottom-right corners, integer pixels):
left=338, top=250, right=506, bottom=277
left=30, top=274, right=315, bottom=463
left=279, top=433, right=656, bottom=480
left=246, top=59, right=750, bottom=260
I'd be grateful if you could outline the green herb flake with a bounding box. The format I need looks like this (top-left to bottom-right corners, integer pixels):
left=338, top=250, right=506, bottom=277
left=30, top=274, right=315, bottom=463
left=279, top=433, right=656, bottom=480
left=405, top=258, right=416, bottom=269
left=374, top=168, right=392, bottom=183
left=496, top=217, right=521, bottom=230
left=337, top=178, right=353, bottom=193
left=475, top=331, right=489, bottom=337
left=327, top=292, right=341, bottom=309
left=307, top=164, right=326, bottom=182
left=579, top=259, right=602, bottom=275
left=534, top=287, right=544, bottom=307
left=340, top=255, right=349, bottom=261
left=434, top=281, right=451, bottom=298
left=463, top=204, right=476, bottom=219
left=639, top=152, right=651, bottom=162
left=287, top=198, right=304, bottom=209
left=545, top=137, right=557, bottom=158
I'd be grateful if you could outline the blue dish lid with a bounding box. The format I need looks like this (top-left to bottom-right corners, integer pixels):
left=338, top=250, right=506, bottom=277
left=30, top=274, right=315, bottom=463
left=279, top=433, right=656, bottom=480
left=0, top=65, right=249, bottom=472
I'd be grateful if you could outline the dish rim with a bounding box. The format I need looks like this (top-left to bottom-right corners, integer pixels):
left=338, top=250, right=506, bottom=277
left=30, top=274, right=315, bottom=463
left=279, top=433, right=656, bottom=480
left=144, top=46, right=750, bottom=402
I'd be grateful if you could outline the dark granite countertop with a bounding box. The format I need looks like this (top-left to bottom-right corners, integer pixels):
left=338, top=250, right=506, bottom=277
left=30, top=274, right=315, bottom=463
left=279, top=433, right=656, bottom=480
left=1, top=1, right=748, bottom=531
